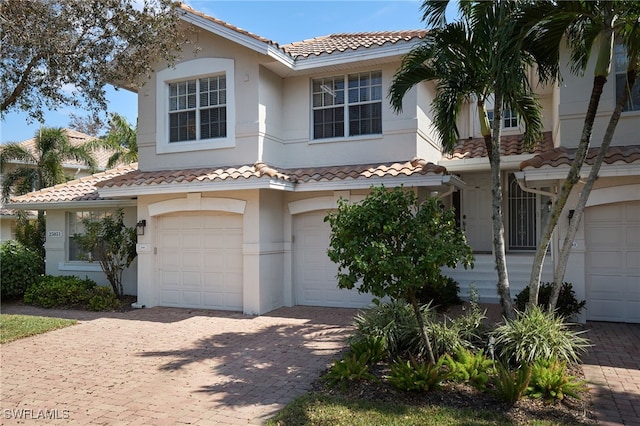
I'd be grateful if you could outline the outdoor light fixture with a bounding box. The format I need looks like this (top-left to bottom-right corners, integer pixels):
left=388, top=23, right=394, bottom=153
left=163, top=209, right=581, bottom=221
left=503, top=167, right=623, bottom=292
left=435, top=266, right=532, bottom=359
left=136, top=220, right=146, bottom=236
left=567, top=209, right=575, bottom=223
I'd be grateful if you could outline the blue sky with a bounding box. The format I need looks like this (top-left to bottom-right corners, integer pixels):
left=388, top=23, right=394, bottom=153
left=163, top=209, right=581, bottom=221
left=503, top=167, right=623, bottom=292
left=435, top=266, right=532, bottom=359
left=1, top=0, right=446, bottom=143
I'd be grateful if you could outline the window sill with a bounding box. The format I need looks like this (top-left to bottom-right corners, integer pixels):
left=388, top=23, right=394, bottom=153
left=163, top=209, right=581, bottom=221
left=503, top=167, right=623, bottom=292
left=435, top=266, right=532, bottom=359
left=156, top=137, right=235, bottom=154
left=58, top=262, right=103, bottom=272
left=309, top=133, right=383, bottom=145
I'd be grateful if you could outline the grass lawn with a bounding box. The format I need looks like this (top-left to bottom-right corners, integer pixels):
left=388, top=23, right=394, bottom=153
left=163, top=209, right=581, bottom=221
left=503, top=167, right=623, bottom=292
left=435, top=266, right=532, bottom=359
left=0, top=314, right=77, bottom=343
left=266, top=392, right=581, bottom=425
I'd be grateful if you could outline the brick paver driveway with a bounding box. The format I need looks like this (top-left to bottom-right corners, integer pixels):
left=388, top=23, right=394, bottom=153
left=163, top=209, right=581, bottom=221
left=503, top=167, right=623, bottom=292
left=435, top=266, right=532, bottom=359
left=0, top=305, right=356, bottom=425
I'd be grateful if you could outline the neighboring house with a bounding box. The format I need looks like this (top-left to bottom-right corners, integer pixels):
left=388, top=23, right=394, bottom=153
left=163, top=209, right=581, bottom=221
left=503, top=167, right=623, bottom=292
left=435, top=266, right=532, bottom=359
left=8, top=5, right=640, bottom=322
left=0, top=129, right=113, bottom=242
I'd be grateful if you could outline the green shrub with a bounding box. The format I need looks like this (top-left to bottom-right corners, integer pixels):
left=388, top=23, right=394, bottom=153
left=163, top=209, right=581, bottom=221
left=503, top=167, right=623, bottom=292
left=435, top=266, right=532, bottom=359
left=491, top=305, right=590, bottom=365
left=24, top=275, right=120, bottom=311
left=87, top=286, right=121, bottom=311
left=514, top=282, right=586, bottom=318
left=416, top=275, right=462, bottom=310
left=348, top=336, right=387, bottom=364
left=389, top=355, right=449, bottom=392
left=426, top=302, right=487, bottom=358
left=493, top=362, right=531, bottom=404
left=527, top=359, right=586, bottom=402
left=0, top=241, right=43, bottom=299
left=351, top=300, right=432, bottom=357
left=324, top=353, right=376, bottom=391
left=443, top=347, right=493, bottom=390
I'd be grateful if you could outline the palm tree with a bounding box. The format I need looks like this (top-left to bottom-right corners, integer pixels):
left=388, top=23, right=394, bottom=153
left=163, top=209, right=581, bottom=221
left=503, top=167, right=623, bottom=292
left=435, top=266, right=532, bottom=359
left=1, top=127, right=97, bottom=201
left=87, top=113, right=138, bottom=168
left=522, top=0, right=640, bottom=309
left=390, top=1, right=550, bottom=318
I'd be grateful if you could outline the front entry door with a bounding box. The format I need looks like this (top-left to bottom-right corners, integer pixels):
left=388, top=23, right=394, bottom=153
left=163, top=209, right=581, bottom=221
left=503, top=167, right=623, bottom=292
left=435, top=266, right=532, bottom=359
left=462, top=173, right=493, bottom=252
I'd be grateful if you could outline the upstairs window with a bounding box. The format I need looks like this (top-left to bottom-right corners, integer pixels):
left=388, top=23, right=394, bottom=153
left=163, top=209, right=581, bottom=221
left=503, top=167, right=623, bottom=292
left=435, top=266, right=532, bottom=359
left=169, top=75, right=227, bottom=143
left=487, top=108, right=518, bottom=129
left=312, top=71, right=382, bottom=140
left=615, top=43, right=640, bottom=112
left=156, top=58, right=235, bottom=154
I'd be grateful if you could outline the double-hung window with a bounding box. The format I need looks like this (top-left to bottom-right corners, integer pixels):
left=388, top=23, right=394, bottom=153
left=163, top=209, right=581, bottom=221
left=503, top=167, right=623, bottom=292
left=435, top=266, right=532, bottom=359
left=156, top=58, right=235, bottom=154
left=312, top=71, right=382, bottom=140
left=68, top=211, right=107, bottom=261
left=615, top=43, right=640, bottom=112
left=487, top=108, right=518, bottom=129
left=169, top=75, right=227, bottom=143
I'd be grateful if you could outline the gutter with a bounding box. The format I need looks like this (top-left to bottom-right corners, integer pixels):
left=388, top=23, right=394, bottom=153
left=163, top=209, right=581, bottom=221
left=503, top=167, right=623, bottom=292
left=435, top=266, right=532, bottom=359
left=513, top=171, right=556, bottom=200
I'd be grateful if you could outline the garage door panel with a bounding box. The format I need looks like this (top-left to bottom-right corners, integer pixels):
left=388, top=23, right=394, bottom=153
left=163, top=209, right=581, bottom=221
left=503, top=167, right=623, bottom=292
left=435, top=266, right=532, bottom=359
left=157, top=212, right=243, bottom=311
left=586, top=201, right=640, bottom=323
left=294, top=211, right=374, bottom=308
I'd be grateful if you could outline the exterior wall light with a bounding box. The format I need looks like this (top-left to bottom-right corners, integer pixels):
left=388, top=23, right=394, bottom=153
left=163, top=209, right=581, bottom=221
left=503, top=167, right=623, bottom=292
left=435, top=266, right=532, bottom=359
left=136, top=220, right=147, bottom=236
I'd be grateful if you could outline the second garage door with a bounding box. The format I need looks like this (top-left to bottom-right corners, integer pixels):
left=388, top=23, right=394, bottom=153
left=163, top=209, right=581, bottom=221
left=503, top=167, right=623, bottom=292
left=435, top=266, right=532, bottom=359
left=157, top=212, right=243, bottom=310
left=585, top=201, right=640, bottom=323
left=294, top=210, right=374, bottom=308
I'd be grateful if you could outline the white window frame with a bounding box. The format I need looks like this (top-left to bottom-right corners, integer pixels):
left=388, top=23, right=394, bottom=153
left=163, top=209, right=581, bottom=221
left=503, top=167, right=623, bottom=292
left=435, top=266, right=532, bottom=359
left=311, top=70, right=383, bottom=142
left=615, top=43, right=640, bottom=113
left=487, top=108, right=519, bottom=129
left=67, top=210, right=109, bottom=263
left=156, top=58, right=235, bottom=154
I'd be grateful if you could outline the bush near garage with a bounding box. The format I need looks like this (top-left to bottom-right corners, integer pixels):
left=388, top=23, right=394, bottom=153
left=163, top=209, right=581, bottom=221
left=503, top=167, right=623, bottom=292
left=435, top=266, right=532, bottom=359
left=24, top=275, right=120, bottom=311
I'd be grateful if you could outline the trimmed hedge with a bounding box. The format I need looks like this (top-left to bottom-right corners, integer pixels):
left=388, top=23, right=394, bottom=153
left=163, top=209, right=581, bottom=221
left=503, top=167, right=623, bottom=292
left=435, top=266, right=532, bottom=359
left=24, top=275, right=120, bottom=311
left=1, top=241, right=43, bottom=299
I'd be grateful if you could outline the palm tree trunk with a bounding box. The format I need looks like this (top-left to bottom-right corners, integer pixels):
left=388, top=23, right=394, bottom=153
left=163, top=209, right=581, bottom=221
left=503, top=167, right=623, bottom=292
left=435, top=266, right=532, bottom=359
left=527, top=75, right=607, bottom=306
left=485, top=93, right=514, bottom=319
left=548, top=68, right=636, bottom=312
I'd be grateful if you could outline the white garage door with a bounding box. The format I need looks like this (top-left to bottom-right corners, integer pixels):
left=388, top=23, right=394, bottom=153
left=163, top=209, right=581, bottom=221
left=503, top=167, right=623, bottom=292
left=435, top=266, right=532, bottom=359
left=294, top=211, right=374, bottom=308
left=157, top=212, right=243, bottom=310
left=585, top=201, right=640, bottom=323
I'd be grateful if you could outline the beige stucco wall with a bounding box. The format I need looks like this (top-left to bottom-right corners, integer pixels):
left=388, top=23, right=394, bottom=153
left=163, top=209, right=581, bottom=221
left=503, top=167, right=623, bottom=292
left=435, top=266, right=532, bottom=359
left=43, top=206, right=138, bottom=295
left=558, top=40, right=640, bottom=148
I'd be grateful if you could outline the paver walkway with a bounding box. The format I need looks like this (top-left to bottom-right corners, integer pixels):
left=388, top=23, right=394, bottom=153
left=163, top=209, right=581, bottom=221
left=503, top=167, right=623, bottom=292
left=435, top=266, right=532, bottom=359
left=0, top=305, right=356, bottom=425
left=582, top=322, right=640, bottom=426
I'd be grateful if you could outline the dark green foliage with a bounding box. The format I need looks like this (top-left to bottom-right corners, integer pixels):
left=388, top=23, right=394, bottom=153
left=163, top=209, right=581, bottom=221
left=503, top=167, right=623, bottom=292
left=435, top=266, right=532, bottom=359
left=443, top=347, right=493, bottom=390
left=527, top=359, right=586, bottom=402
left=23, top=275, right=120, bottom=311
left=427, top=304, right=487, bottom=359
left=324, top=353, right=377, bottom=391
left=491, top=305, right=590, bottom=365
left=416, top=274, right=462, bottom=310
left=73, top=209, right=137, bottom=298
left=14, top=211, right=45, bottom=270
left=389, top=355, right=450, bottom=392
left=0, top=240, right=43, bottom=298
left=348, top=336, right=387, bottom=364
left=493, top=362, right=531, bottom=405
left=326, top=187, right=473, bottom=364
left=515, top=282, right=586, bottom=318
left=351, top=301, right=434, bottom=358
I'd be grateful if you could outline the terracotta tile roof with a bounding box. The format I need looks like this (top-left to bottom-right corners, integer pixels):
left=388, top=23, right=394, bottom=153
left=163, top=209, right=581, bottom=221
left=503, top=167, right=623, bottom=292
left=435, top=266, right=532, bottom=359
left=520, top=145, right=640, bottom=170
left=286, top=158, right=446, bottom=183
left=16, top=128, right=114, bottom=170
left=446, top=132, right=554, bottom=160
left=9, top=163, right=138, bottom=205
left=178, top=3, right=426, bottom=59
left=97, top=158, right=446, bottom=190
left=282, top=31, right=427, bottom=59
left=9, top=159, right=447, bottom=205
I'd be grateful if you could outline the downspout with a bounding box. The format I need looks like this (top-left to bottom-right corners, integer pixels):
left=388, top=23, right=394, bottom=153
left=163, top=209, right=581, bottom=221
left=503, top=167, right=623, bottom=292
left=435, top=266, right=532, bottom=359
left=513, top=172, right=556, bottom=200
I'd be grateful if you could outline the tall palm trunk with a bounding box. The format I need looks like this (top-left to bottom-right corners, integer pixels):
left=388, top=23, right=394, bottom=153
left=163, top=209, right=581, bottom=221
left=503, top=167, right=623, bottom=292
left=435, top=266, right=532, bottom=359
left=480, top=96, right=514, bottom=319
left=527, top=74, right=608, bottom=306
left=548, top=68, right=637, bottom=312
left=528, top=20, right=616, bottom=307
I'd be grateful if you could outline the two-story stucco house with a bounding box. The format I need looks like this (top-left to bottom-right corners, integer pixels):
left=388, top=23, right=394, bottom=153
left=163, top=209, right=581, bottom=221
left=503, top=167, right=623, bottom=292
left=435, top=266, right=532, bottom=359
left=8, top=5, right=640, bottom=322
